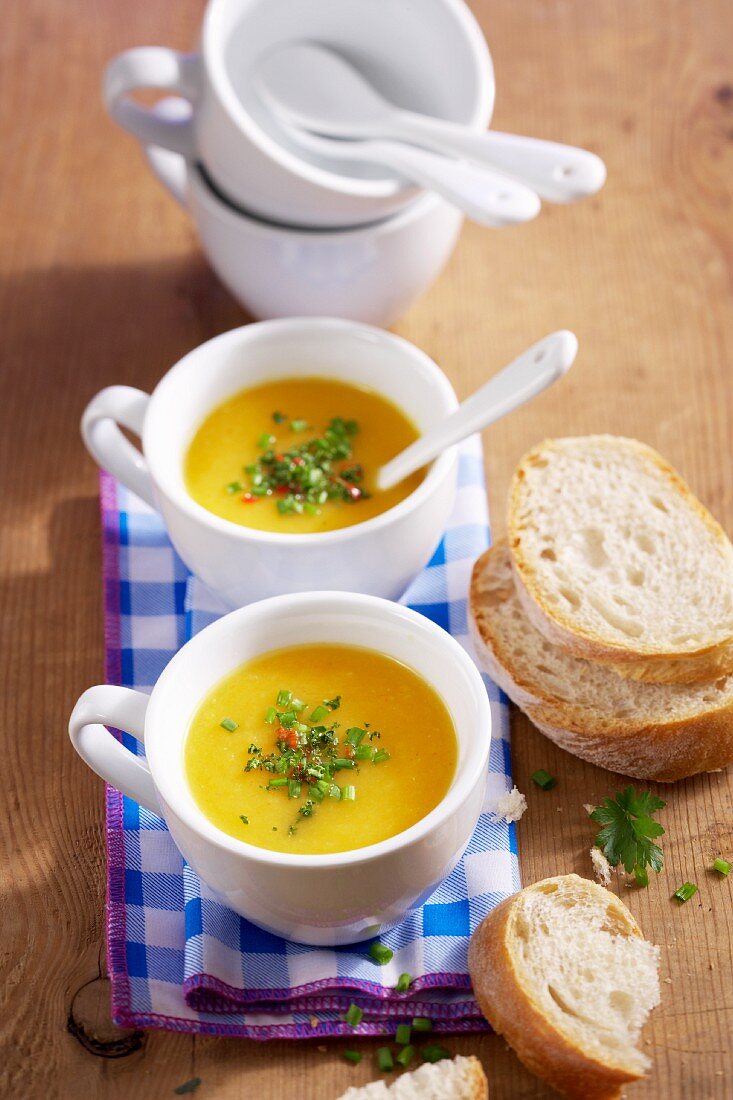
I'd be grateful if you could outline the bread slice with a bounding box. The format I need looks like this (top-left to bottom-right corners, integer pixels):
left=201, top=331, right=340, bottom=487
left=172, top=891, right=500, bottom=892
left=468, top=875, right=660, bottom=1100
left=470, top=543, right=733, bottom=780
left=508, top=436, right=733, bottom=684
left=337, top=1054, right=487, bottom=1099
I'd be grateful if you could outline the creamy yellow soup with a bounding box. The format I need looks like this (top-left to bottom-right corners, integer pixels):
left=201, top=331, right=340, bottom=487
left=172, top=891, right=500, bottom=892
left=185, top=644, right=457, bottom=855
left=183, top=377, right=425, bottom=533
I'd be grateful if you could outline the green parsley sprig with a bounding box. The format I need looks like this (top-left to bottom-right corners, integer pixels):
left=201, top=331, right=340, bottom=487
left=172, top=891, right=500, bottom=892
left=590, top=786, right=666, bottom=887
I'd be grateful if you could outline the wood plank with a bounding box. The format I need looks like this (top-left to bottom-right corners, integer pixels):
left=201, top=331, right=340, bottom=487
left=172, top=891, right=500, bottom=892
left=1, top=1, right=731, bottom=1096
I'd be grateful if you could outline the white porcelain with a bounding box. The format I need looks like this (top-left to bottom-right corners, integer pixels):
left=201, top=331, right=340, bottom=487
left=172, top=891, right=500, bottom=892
left=258, top=42, right=606, bottom=205
left=81, top=318, right=459, bottom=608
left=376, top=330, right=578, bottom=491
left=143, top=127, right=464, bottom=325
left=103, top=0, right=493, bottom=227
left=68, top=592, right=492, bottom=944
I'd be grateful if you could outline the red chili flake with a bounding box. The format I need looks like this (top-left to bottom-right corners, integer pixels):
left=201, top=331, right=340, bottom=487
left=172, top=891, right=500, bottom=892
left=291, top=457, right=305, bottom=466
left=277, top=485, right=289, bottom=495
left=274, top=454, right=284, bottom=462
left=279, top=727, right=299, bottom=750
left=241, top=493, right=256, bottom=504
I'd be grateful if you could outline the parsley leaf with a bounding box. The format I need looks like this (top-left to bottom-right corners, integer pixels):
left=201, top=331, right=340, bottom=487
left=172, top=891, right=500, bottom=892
left=590, top=786, right=666, bottom=887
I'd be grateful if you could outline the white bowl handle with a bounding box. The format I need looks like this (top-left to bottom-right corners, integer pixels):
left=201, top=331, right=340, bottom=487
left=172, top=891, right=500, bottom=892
left=69, top=686, right=159, bottom=814
left=81, top=386, right=156, bottom=508
left=104, top=47, right=200, bottom=158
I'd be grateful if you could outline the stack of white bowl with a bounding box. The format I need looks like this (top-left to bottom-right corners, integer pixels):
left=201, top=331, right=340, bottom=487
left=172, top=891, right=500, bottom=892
left=104, top=0, right=495, bottom=325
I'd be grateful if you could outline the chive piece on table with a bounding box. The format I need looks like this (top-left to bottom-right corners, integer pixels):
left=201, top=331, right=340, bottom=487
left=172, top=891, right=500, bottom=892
left=713, top=857, right=731, bottom=876
left=377, top=1047, right=394, bottom=1072
left=531, top=768, right=556, bottom=790
left=421, top=1043, right=450, bottom=1063
left=368, top=941, right=393, bottom=966
left=220, top=717, right=238, bottom=732
left=395, top=1044, right=415, bottom=1068
left=342, top=1050, right=362, bottom=1065
left=345, top=1003, right=363, bottom=1028
left=310, top=704, right=328, bottom=723
left=395, top=972, right=412, bottom=993
left=276, top=689, right=292, bottom=707
left=395, top=1023, right=411, bottom=1046
left=264, top=706, right=276, bottom=724
left=411, top=1017, right=432, bottom=1032
left=342, top=785, right=356, bottom=801
left=174, top=1079, right=202, bottom=1096
left=673, top=881, right=698, bottom=903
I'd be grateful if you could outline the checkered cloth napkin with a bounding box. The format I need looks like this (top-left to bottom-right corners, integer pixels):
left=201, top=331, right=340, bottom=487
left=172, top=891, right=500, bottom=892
left=101, top=435, right=519, bottom=1037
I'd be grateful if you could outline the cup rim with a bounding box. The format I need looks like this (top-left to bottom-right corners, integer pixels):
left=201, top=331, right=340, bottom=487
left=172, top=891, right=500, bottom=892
left=200, top=0, right=495, bottom=198
left=144, top=590, right=492, bottom=868
left=142, top=317, right=460, bottom=547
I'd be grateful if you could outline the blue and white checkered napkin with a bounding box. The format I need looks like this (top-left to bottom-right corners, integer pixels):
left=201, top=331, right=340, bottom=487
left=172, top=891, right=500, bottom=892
left=103, top=435, right=519, bottom=1038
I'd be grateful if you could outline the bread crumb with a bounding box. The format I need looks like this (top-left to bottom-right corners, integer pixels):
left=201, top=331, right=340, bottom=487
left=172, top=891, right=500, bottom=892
left=317, top=1045, right=327, bottom=1053
left=309, top=1016, right=319, bottom=1028
left=590, top=846, right=612, bottom=886
left=663, top=977, right=672, bottom=984
left=583, top=803, right=596, bottom=815
left=492, top=786, right=527, bottom=823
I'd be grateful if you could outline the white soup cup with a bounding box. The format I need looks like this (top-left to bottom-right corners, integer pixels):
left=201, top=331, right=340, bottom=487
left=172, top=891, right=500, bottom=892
left=81, top=318, right=459, bottom=608
left=68, top=592, right=492, bottom=945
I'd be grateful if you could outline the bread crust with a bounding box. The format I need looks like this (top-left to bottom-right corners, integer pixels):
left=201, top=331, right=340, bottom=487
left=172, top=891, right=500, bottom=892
left=470, top=545, right=733, bottom=781
left=468, top=876, right=648, bottom=1100
left=508, top=436, right=733, bottom=685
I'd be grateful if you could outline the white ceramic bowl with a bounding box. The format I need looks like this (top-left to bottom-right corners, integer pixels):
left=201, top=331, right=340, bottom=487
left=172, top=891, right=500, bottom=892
left=143, top=126, right=464, bottom=326
left=81, top=318, right=459, bottom=607
left=69, top=592, right=491, bottom=944
left=104, top=0, right=493, bottom=227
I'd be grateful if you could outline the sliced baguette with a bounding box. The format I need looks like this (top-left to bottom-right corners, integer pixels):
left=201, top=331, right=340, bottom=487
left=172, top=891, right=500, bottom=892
left=468, top=875, right=660, bottom=1100
left=508, top=436, right=733, bottom=684
left=470, top=543, right=733, bottom=780
left=337, top=1054, right=487, bottom=1099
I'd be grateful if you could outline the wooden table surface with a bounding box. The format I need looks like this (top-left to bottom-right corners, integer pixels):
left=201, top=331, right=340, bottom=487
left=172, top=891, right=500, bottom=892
left=2, top=1, right=732, bottom=1096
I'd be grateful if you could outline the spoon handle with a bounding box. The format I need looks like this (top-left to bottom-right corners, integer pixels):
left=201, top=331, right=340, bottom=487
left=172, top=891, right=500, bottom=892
left=376, top=331, right=578, bottom=493
left=389, top=113, right=606, bottom=204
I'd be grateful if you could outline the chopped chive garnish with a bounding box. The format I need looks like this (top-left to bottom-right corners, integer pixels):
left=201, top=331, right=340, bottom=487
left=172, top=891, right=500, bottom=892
left=395, top=1044, right=415, bottom=1068
left=290, top=418, right=309, bottom=432
left=272, top=410, right=287, bottom=423
left=239, top=815, right=248, bottom=825
left=220, top=717, right=238, bottom=732
left=257, top=432, right=276, bottom=448
left=276, top=689, right=292, bottom=706
left=345, top=1003, right=363, bottom=1027
left=395, top=973, right=412, bottom=993
left=368, top=941, right=393, bottom=965
left=287, top=779, right=301, bottom=800
left=395, top=1024, right=411, bottom=1045
left=531, top=769, right=556, bottom=790
left=267, top=777, right=288, bottom=789
left=264, top=706, right=276, bottom=724
left=329, top=784, right=341, bottom=800
left=334, top=758, right=356, bottom=770
left=713, top=857, right=731, bottom=876
left=377, top=1047, right=394, bottom=1072
left=310, top=785, right=324, bottom=802
left=310, top=705, right=328, bottom=723
left=174, top=1079, right=202, bottom=1095
left=342, top=785, right=356, bottom=801
left=279, top=711, right=296, bottom=728
left=342, top=1050, right=362, bottom=1065
left=673, top=881, right=698, bottom=903
left=291, top=697, right=306, bottom=713
left=411, top=1017, right=432, bottom=1032
left=421, top=1044, right=450, bottom=1063
left=355, top=744, right=373, bottom=761
left=225, top=481, right=243, bottom=494
left=372, top=750, right=390, bottom=764
left=346, top=727, right=366, bottom=746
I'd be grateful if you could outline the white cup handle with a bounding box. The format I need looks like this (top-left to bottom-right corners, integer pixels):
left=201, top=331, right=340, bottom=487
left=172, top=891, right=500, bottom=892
left=81, top=386, right=156, bottom=508
left=69, top=686, right=159, bottom=814
left=144, top=141, right=190, bottom=209
left=104, top=47, right=200, bottom=158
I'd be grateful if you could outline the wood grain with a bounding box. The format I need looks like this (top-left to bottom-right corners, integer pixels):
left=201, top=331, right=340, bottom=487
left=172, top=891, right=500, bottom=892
left=1, top=1, right=731, bottom=1096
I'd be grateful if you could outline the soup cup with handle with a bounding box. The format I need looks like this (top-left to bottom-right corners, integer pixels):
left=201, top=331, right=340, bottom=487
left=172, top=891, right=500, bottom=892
left=68, top=591, right=492, bottom=945
left=103, top=0, right=493, bottom=227
left=81, top=318, right=459, bottom=608
left=142, top=103, right=464, bottom=326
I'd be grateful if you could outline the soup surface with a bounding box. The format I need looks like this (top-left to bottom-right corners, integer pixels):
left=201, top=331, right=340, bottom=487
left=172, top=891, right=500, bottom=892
left=183, top=377, right=425, bottom=533
left=185, top=644, right=457, bottom=855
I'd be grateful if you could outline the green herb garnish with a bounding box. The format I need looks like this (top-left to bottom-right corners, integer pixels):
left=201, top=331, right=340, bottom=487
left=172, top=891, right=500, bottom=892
left=220, top=717, right=238, bottom=732
left=174, top=1079, right=201, bottom=1095
left=272, top=411, right=287, bottom=424
left=342, top=1050, right=362, bottom=1065
left=342, top=785, right=356, bottom=801
left=531, top=768, right=556, bottom=790
left=368, top=941, right=393, bottom=966
left=421, top=1044, right=450, bottom=1063
left=673, top=881, right=698, bottom=903
left=395, top=1024, right=411, bottom=1045
left=396, top=1045, right=415, bottom=1068
left=377, top=1047, right=394, bottom=1072
left=239, top=815, right=249, bottom=825
left=290, top=418, right=310, bottom=432
left=345, top=1003, right=363, bottom=1028
left=395, top=972, right=412, bottom=993
left=713, top=857, right=730, bottom=876
left=411, top=1017, right=432, bottom=1033
left=590, top=787, right=665, bottom=887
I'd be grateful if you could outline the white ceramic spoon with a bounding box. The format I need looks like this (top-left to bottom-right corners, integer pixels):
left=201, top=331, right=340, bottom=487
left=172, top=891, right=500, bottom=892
left=255, top=44, right=606, bottom=204
left=279, top=126, right=540, bottom=228
left=376, top=331, right=578, bottom=492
